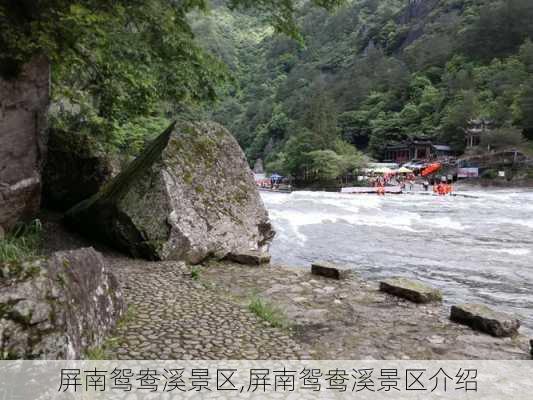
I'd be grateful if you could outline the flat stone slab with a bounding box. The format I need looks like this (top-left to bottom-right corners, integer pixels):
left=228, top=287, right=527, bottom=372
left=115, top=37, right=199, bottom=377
left=311, top=262, right=353, bottom=280
left=226, top=251, right=271, bottom=266
left=450, top=303, right=520, bottom=337
left=379, top=278, right=442, bottom=303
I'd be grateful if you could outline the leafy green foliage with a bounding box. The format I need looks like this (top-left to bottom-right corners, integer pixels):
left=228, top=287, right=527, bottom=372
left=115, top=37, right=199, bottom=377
left=0, top=0, right=343, bottom=154
left=0, top=220, right=42, bottom=265
left=3, top=0, right=533, bottom=169
left=199, top=0, right=533, bottom=174
left=480, top=127, right=524, bottom=150
left=248, top=294, right=288, bottom=328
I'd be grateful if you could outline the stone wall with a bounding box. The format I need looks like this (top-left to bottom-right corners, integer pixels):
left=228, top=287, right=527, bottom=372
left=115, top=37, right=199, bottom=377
left=0, top=57, right=50, bottom=231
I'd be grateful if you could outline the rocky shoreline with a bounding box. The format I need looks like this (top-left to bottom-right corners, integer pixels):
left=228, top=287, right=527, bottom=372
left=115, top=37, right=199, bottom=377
left=35, top=215, right=531, bottom=360
left=200, top=261, right=530, bottom=360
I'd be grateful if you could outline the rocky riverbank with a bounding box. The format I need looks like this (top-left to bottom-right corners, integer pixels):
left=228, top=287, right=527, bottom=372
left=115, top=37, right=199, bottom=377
left=41, top=214, right=531, bottom=360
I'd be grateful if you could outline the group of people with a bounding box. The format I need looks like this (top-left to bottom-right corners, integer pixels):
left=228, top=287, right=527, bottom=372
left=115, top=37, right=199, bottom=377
left=372, top=173, right=453, bottom=196
left=433, top=178, right=453, bottom=196
left=371, top=173, right=416, bottom=195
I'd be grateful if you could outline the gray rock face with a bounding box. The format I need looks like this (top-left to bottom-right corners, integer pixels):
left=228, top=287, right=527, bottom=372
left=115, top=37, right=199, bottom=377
left=0, top=57, right=50, bottom=230
left=380, top=277, right=442, bottom=303
left=226, top=250, right=271, bottom=266
left=43, top=129, right=122, bottom=210
left=66, top=121, right=275, bottom=264
left=450, top=303, right=520, bottom=338
left=0, top=247, right=124, bottom=359
left=311, top=262, right=354, bottom=280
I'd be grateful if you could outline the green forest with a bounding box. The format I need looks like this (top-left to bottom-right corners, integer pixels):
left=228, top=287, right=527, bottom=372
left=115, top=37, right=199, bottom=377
left=199, top=0, right=533, bottom=180
left=3, top=0, right=533, bottom=182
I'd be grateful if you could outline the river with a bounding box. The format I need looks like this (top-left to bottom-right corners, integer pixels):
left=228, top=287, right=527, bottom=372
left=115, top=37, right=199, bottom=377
left=262, top=187, right=533, bottom=333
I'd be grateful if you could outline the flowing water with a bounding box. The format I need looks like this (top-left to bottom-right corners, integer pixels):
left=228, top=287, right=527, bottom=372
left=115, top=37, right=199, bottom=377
left=262, top=188, right=533, bottom=333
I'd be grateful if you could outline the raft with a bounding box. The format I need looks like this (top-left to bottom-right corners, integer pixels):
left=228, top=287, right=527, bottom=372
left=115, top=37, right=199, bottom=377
left=421, top=162, right=441, bottom=177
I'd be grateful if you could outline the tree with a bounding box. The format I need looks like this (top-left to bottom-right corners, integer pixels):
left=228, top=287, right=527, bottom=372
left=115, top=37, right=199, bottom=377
left=281, top=128, right=317, bottom=176
left=307, top=149, right=342, bottom=181
left=334, top=139, right=368, bottom=175
left=518, top=79, right=533, bottom=139
left=302, top=91, right=339, bottom=149
left=480, top=127, right=524, bottom=150
left=440, top=91, right=478, bottom=152
left=0, top=0, right=344, bottom=147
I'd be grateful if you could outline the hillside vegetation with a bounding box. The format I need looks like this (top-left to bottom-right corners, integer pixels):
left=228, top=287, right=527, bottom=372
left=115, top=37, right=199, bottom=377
left=3, top=1, right=533, bottom=182
left=196, top=0, right=533, bottom=178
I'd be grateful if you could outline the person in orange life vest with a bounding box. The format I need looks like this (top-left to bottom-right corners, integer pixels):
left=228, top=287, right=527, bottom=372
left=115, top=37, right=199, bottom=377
left=433, top=176, right=444, bottom=196
left=445, top=183, right=453, bottom=194
left=376, top=178, right=385, bottom=196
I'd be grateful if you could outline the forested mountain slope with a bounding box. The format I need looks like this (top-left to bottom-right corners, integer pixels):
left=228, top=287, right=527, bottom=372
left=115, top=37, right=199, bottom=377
left=196, top=0, right=533, bottom=176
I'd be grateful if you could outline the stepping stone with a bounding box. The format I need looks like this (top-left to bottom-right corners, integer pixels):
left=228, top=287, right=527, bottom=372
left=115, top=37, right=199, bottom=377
left=379, top=277, right=442, bottom=303
left=226, top=250, right=271, bottom=265
left=311, top=261, right=353, bottom=280
left=450, top=303, right=520, bottom=337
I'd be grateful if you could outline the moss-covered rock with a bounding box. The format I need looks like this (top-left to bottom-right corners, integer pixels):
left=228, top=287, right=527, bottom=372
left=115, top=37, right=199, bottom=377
left=65, top=121, right=275, bottom=264
left=450, top=303, right=520, bottom=337
left=0, top=247, right=125, bottom=359
left=42, top=129, right=125, bottom=210
left=379, top=277, right=443, bottom=303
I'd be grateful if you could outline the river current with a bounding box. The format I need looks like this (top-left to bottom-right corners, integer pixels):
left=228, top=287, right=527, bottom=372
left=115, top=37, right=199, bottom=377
left=262, top=188, right=533, bottom=333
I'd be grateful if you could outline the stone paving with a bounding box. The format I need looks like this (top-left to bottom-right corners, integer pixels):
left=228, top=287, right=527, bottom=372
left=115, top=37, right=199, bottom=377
left=201, top=261, right=531, bottom=360
left=106, top=256, right=308, bottom=360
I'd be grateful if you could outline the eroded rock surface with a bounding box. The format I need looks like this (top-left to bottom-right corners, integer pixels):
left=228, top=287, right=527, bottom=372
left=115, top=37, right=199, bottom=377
left=66, top=121, right=274, bottom=264
left=0, top=247, right=124, bottom=359
left=380, top=277, right=442, bottom=303
left=0, top=57, right=50, bottom=230
left=202, top=262, right=530, bottom=360
left=450, top=303, right=520, bottom=338
left=226, top=250, right=271, bottom=266
left=311, top=261, right=354, bottom=280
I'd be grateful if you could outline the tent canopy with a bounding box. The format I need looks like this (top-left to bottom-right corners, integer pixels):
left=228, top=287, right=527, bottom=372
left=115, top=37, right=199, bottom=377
left=398, top=166, right=413, bottom=174
left=374, top=167, right=393, bottom=174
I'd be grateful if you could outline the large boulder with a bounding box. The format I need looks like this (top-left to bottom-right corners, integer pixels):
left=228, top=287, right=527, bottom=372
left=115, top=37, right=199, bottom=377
left=0, top=56, right=50, bottom=230
left=42, top=129, right=123, bottom=210
left=65, top=121, right=275, bottom=264
left=0, top=247, right=124, bottom=359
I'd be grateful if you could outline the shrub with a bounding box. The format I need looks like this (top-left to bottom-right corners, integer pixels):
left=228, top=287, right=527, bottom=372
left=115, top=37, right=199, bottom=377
left=0, top=220, right=42, bottom=264
left=248, top=295, right=288, bottom=328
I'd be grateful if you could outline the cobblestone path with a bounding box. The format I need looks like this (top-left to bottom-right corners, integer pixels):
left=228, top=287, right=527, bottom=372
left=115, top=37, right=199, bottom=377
left=107, top=257, right=308, bottom=360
